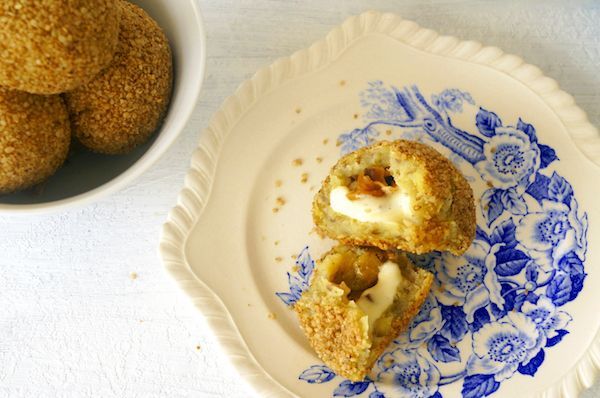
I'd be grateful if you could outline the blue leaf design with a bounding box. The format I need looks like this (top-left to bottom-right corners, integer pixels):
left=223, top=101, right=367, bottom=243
left=296, top=246, right=315, bottom=285
left=500, top=189, right=527, bottom=215
left=339, top=127, right=380, bottom=155
left=475, top=107, right=502, bottom=137
left=481, top=189, right=505, bottom=226
left=275, top=291, right=298, bottom=306
left=463, top=92, right=475, bottom=105
left=461, top=374, right=500, bottom=398
left=276, top=248, right=315, bottom=306
left=559, top=251, right=584, bottom=275
left=558, top=251, right=586, bottom=302
left=517, top=118, right=537, bottom=143
left=546, top=329, right=569, bottom=347
left=525, top=262, right=539, bottom=282
left=494, top=248, right=530, bottom=276
left=525, top=173, right=551, bottom=203
left=548, top=171, right=573, bottom=204
left=299, top=365, right=336, bottom=384
left=569, top=272, right=586, bottom=302
left=517, top=348, right=545, bottom=376
left=333, top=380, right=371, bottom=397
left=427, top=334, right=461, bottom=363
left=500, top=283, right=517, bottom=312
left=490, top=303, right=506, bottom=320
left=539, top=144, right=558, bottom=168
left=469, top=307, right=491, bottom=333
left=440, top=305, right=468, bottom=342
left=475, top=226, right=490, bottom=244
left=369, top=392, right=386, bottom=398
left=546, top=272, right=573, bottom=306
left=489, top=219, right=517, bottom=248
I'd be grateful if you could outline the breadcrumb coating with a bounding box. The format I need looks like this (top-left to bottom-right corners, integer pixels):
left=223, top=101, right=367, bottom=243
left=295, top=245, right=433, bottom=381
left=0, top=87, right=70, bottom=193
left=0, top=0, right=121, bottom=94
left=64, top=0, right=173, bottom=154
left=313, top=140, right=476, bottom=255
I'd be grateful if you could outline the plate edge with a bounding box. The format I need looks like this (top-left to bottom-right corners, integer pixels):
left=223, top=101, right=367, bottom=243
left=159, top=10, right=600, bottom=398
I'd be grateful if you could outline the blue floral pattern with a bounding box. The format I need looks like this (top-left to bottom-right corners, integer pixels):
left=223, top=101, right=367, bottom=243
left=275, top=82, right=588, bottom=398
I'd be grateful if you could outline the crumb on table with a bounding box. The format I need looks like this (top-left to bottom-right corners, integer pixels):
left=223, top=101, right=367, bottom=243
left=322, top=138, right=329, bottom=145
left=275, top=256, right=283, bottom=262
left=268, top=312, right=277, bottom=320
left=300, top=173, right=309, bottom=183
left=274, top=240, right=280, bottom=246
left=129, top=272, right=137, bottom=280
left=272, top=207, right=280, bottom=213
left=295, top=107, right=302, bottom=114
left=339, top=80, right=346, bottom=86
left=276, top=196, right=286, bottom=206
left=292, top=158, right=303, bottom=166
left=316, top=157, right=323, bottom=163
left=275, top=179, right=282, bottom=187
left=195, top=345, right=201, bottom=351
left=292, top=265, right=299, bottom=273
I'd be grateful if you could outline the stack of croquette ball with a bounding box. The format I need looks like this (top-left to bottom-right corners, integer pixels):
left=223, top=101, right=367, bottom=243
left=0, top=0, right=172, bottom=194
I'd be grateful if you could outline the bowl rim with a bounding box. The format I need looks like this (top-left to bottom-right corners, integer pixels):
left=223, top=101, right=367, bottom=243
left=0, top=0, right=207, bottom=215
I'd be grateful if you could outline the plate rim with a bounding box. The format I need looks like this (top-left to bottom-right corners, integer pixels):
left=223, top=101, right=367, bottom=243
left=159, top=10, right=600, bottom=398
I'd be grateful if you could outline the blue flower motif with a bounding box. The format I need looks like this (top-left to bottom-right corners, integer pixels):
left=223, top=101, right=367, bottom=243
left=289, top=83, right=589, bottom=398
left=395, top=295, right=443, bottom=349
left=521, top=295, right=572, bottom=342
left=434, top=240, right=504, bottom=323
left=515, top=200, right=574, bottom=272
left=375, top=350, right=440, bottom=398
left=475, top=127, right=540, bottom=191
left=467, top=312, right=543, bottom=381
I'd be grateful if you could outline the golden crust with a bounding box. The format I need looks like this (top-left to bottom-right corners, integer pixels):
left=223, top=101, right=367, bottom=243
left=64, top=0, right=173, bottom=154
left=0, top=0, right=121, bottom=94
left=0, top=87, right=70, bottom=193
left=313, top=140, right=475, bottom=255
left=294, top=245, right=433, bottom=381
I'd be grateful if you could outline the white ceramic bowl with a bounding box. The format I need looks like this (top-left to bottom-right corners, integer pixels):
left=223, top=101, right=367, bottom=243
left=0, top=0, right=206, bottom=214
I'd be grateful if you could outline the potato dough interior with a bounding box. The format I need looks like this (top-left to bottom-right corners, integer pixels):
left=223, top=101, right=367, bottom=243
left=294, top=245, right=433, bottom=381
left=313, top=140, right=475, bottom=255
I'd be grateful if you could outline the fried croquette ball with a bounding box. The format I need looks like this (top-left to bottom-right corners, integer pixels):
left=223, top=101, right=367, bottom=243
left=64, top=0, right=173, bottom=155
left=0, top=0, right=121, bottom=94
left=294, top=245, right=433, bottom=381
left=0, top=88, right=70, bottom=193
left=313, top=140, right=476, bottom=255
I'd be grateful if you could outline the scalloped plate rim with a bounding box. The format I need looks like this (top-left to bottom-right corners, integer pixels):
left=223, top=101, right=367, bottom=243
left=159, top=10, right=600, bottom=398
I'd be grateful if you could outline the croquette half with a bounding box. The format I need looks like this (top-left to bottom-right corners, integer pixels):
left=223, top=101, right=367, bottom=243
left=313, top=140, right=476, bottom=255
left=0, top=87, right=70, bottom=193
left=64, top=0, right=173, bottom=155
left=0, top=0, right=121, bottom=94
left=294, top=245, right=433, bottom=381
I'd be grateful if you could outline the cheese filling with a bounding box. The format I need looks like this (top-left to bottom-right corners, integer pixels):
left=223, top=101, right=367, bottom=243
left=330, top=186, right=412, bottom=223
left=356, top=261, right=402, bottom=329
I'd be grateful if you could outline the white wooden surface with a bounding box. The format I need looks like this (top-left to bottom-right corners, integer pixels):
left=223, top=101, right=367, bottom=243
left=1, top=1, right=599, bottom=397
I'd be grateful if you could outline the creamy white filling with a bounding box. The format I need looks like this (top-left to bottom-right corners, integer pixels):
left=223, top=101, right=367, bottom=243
left=330, top=186, right=412, bottom=223
left=356, top=261, right=402, bottom=330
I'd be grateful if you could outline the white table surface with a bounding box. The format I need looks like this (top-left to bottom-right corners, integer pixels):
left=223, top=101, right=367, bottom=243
left=1, top=1, right=599, bottom=397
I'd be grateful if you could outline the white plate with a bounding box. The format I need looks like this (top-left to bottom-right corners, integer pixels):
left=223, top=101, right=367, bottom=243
left=160, top=11, right=599, bottom=398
